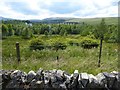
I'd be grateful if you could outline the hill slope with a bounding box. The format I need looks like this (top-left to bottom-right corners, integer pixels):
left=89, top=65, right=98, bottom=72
left=66, top=17, right=118, bottom=25
left=0, top=17, right=118, bottom=25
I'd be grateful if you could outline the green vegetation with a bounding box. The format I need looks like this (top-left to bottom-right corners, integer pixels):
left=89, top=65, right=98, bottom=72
left=2, top=18, right=118, bottom=43
left=29, top=38, right=44, bottom=50
left=2, top=18, right=118, bottom=75
left=66, top=17, right=118, bottom=25
left=2, top=36, right=118, bottom=74
left=22, top=27, right=32, bottom=39
left=80, top=37, right=99, bottom=49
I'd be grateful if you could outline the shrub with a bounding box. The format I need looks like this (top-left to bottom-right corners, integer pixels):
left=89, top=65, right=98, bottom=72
left=29, top=38, right=44, bottom=50
left=67, top=39, right=79, bottom=46
left=105, top=39, right=117, bottom=43
left=22, top=28, right=32, bottom=39
left=2, top=24, right=8, bottom=39
left=52, top=42, right=67, bottom=50
left=46, top=37, right=67, bottom=50
left=80, top=37, right=99, bottom=49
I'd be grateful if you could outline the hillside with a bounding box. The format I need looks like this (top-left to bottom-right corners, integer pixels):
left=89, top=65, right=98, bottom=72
left=66, top=17, right=118, bottom=25
left=1, top=17, right=118, bottom=25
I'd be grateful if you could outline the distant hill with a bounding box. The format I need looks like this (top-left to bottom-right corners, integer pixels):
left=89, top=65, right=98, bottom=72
left=39, top=17, right=74, bottom=24
left=29, top=19, right=42, bottom=23
left=66, top=17, right=118, bottom=25
left=0, top=16, right=14, bottom=21
left=0, top=16, right=118, bottom=25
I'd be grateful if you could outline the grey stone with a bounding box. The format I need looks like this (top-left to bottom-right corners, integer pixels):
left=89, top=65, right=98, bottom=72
left=44, top=79, right=49, bottom=84
left=116, top=72, right=120, bottom=82
left=36, top=68, right=43, bottom=76
left=78, top=74, right=83, bottom=88
left=87, top=74, right=100, bottom=88
left=111, top=71, right=119, bottom=88
left=51, top=82, right=60, bottom=89
left=21, top=76, right=27, bottom=83
left=96, top=73, right=107, bottom=88
left=10, top=70, right=27, bottom=79
left=36, top=80, right=44, bottom=85
left=64, top=78, right=71, bottom=89
left=6, top=80, right=20, bottom=88
left=80, top=73, right=89, bottom=87
left=29, top=79, right=44, bottom=88
left=59, top=83, right=67, bottom=90
left=103, top=72, right=116, bottom=88
left=29, top=79, right=37, bottom=88
left=36, top=68, right=44, bottom=81
left=73, top=70, right=79, bottom=78
left=0, top=73, right=2, bottom=81
left=2, top=70, right=12, bottom=89
left=64, top=72, right=71, bottom=81
left=111, top=71, right=119, bottom=75
left=1, top=69, right=120, bottom=89
left=55, top=70, right=65, bottom=82
left=57, top=70, right=64, bottom=77
left=112, top=72, right=120, bottom=89
left=50, top=75, right=57, bottom=83
left=27, top=70, right=36, bottom=82
left=56, top=75, right=63, bottom=82
left=10, top=70, right=20, bottom=78
left=74, top=70, right=79, bottom=74
left=68, top=70, right=79, bottom=89
left=6, top=70, right=26, bottom=88
left=118, top=72, right=120, bottom=88
left=44, top=72, right=52, bottom=81
left=49, top=69, right=57, bottom=74
left=70, top=79, right=78, bottom=89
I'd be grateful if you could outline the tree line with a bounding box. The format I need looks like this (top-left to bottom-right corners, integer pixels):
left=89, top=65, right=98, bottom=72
left=1, top=19, right=118, bottom=43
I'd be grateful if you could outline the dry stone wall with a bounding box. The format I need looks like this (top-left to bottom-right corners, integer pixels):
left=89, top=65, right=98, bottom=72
left=0, top=69, right=120, bottom=90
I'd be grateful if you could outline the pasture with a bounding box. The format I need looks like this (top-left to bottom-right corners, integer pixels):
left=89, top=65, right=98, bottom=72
left=2, top=35, right=118, bottom=75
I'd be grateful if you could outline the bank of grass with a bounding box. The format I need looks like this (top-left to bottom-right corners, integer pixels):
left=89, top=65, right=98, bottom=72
left=66, top=17, right=118, bottom=25
left=2, top=36, right=118, bottom=75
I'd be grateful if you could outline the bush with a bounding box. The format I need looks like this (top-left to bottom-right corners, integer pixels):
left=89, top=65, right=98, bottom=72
left=52, top=42, right=67, bottom=50
left=22, top=28, right=32, bottom=39
left=105, top=39, right=117, bottom=43
left=46, top=37, right=67, bottom=50
left=29, top=38, right=44, bottom=50
left=80, top=37, right=99, bottom=49
left=67, top=39, right=79, bottom=46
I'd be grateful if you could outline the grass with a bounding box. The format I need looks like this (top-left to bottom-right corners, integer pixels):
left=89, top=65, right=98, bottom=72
left=2, top=36, right=118, bottom=75
left=66, top=17, right=118, bottom=25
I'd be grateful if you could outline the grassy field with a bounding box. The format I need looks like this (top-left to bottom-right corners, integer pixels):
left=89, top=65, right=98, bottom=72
left=2, top=36, right=118, bottom=75
left=66, top=17, right=118, bottom=25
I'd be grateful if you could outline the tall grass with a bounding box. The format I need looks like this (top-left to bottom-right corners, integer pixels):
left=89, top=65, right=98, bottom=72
left=2, top=36, right=118, bottom=75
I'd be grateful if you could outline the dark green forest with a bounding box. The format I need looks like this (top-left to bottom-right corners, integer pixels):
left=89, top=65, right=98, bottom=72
left=2, top=19, right=118, bottom=43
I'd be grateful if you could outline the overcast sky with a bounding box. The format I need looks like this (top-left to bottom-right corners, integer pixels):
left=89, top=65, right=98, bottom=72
left=0, top=0, right=119, bottom=20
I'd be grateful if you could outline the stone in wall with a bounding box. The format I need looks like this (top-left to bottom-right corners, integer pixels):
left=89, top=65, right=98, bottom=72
left=1, top=69, right=120, bottom=90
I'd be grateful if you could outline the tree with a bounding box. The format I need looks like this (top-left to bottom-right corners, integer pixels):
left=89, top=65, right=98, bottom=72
left=95, top=18, right=108, bottom=67
left=14, top=25, right=22, bottom=36
left=44, top=30, right=49, bottom=37
left=8, top=24, right=14, bottom=36
left=64, top=30, right=68, bottom=36
left=22, top=27, right=32, bottom=39
left=59, top=28, right=65, bottom=36
left=2, top=24, right=8, bottom=38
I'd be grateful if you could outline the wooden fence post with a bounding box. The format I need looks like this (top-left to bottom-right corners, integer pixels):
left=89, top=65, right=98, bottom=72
left=16, top=42, right=20, bottom=63
left=98, top=38, right=103, bottom=67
